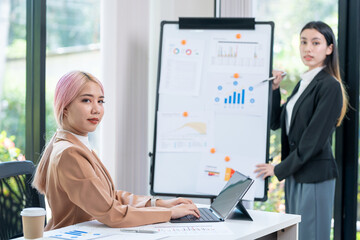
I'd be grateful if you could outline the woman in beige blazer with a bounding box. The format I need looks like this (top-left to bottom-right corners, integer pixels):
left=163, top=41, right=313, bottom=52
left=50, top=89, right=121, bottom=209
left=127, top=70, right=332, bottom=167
left=32, top=71, right=199, bottom=230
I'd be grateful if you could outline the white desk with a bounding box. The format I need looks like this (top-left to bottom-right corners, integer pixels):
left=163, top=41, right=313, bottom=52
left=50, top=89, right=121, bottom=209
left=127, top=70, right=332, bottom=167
left=224, top=210, right=300, bottom=239
left=16, top=210, right=300, bottom=240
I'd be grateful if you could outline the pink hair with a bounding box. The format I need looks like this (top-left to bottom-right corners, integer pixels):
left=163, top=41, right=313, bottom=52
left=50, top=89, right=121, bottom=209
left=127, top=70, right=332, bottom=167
left=33, top=71, right=104, bottom=193
left=54, top=71, right=104, bottom=127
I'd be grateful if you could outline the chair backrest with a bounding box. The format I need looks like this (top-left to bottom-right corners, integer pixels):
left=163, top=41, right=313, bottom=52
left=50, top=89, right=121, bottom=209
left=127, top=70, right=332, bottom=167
left=0, top=160, right=45, bottom=240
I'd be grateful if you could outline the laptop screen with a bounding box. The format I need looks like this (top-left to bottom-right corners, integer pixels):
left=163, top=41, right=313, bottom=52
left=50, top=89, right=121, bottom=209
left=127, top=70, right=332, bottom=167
left=210, top=171, right=253, bottom=219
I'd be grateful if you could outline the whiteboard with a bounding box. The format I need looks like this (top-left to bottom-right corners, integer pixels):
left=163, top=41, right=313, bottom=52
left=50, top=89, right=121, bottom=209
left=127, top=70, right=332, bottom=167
left=151, top=20, right=274, bottom=201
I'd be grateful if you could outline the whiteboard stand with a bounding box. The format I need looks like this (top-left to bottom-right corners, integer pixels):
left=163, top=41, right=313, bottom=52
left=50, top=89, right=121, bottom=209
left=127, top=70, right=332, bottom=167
left=150, top=17, right=274, bottom=202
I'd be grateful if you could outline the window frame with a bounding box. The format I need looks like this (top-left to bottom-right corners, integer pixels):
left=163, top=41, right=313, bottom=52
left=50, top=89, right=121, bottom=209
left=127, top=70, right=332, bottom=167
left=25, top=0, right=46, bottom=164
left=334, top=0, right=360, bottom=239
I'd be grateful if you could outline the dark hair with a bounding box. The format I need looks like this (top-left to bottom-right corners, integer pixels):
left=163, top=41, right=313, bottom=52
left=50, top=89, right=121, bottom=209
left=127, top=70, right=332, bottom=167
left=301, top=21, right=339, bottom=79
left=301, top=21, right=347, bottom=126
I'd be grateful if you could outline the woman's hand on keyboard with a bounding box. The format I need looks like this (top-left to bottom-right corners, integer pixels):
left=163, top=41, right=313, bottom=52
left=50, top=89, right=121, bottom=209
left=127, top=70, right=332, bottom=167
left=170, top=203, right=200, bottom=219
left=157, top=197, right=194, bottom=208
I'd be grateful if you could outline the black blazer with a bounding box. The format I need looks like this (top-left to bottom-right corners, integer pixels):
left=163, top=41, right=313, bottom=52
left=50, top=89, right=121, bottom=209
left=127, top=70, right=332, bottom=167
left=271, top=70, right=342, bottom=183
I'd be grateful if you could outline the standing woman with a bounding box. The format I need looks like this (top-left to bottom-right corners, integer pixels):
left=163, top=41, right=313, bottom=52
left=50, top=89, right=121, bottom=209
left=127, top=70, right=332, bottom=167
left=32, top=71, right=199, bottom=230
left=255, top=21, right=348, bottom=240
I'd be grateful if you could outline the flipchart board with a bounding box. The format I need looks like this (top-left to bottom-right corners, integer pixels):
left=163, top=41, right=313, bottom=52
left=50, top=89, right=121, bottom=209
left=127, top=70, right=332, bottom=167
left=150, top=18, right=274, bottom=201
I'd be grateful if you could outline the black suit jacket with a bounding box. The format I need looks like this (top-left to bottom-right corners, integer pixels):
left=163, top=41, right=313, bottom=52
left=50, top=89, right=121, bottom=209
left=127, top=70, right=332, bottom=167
left=271, top=70, right=342, bottom=183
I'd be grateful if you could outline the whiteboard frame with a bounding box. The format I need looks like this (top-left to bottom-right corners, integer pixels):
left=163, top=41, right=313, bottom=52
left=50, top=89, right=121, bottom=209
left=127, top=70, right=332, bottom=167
left=150, top=19, right=274, bottom=201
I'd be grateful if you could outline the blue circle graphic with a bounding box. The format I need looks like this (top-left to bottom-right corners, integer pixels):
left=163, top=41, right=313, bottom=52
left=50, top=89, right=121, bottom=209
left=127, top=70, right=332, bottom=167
left=249, top=86, right=254, bottom=91
left=233, top=81, right=238, bottom=86
left=218, top=86, right=223, bottom=90
left=250, top=98, right=255, bottom=103
left=215, top=97, right=220, bottom=102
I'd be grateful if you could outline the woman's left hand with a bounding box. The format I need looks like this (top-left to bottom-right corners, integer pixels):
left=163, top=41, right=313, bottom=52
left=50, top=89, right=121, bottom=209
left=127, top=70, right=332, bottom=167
left=254, top=163, right=275, bottom=179
left=156, top=197, right=194, bottom=208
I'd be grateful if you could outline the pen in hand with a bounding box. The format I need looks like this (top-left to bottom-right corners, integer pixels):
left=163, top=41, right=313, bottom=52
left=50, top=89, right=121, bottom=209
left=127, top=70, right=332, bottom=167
left=259, top=72, right=287, bottom=84
left=120, top=229, right=158, bottom=234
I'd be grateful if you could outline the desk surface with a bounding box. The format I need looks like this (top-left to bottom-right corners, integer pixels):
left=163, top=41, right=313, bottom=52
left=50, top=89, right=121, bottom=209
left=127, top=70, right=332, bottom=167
left=16, top=209, right=300, bottom=240
left=221, top=209, right=300, bottom=239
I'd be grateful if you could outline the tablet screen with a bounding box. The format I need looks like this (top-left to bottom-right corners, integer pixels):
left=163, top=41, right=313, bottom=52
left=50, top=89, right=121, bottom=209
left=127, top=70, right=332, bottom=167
left=211, top=171, right=253, bottom=218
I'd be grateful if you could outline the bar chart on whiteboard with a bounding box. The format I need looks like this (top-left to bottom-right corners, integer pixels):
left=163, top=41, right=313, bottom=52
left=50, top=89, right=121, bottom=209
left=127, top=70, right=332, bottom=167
left=206, top=72, right=266, bottom=115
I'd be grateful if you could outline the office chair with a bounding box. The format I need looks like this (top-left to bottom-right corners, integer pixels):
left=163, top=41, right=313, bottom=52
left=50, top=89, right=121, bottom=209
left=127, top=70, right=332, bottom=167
left=0, top=160, right=45, bottom=240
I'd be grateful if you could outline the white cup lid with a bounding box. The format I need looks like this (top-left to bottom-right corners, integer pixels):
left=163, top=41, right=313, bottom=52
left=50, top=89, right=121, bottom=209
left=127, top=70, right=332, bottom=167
left=20, top=207, right=46, bottom=217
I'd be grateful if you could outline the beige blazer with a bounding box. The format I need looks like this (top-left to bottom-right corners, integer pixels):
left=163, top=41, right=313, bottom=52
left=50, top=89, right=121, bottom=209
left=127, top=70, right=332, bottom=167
left=37, top=130, right=171, bottom=230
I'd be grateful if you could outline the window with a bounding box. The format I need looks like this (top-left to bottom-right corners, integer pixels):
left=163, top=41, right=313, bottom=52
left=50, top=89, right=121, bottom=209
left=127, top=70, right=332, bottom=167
left=45, top=0, right=101, bottom=151
left=253, top=0, right=339, bottom=224
left=254, top=0, right=340, bottom=238
left=0, top=0, right=26, bottom=162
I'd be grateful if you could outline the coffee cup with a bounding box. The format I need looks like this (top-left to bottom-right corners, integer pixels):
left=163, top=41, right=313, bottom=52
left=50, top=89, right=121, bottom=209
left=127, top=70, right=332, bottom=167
left=20, top=207, right=46, bottom=239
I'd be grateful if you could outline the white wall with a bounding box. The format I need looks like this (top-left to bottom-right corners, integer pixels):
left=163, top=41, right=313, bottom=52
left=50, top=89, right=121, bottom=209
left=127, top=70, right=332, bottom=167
left=100, top=0, right=150, bottom=195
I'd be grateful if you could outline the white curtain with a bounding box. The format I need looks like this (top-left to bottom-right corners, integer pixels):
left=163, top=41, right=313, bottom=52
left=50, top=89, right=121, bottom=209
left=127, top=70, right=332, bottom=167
left=219, top=0, right=254, bottom=17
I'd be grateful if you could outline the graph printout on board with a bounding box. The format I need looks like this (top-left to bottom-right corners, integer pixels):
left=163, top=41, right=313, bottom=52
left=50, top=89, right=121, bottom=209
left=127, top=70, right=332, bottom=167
left=152, top=22, right=273, bottom=200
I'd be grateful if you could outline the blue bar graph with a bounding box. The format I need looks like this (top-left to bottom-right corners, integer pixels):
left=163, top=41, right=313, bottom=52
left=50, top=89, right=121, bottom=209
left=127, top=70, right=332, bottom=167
left=241, top=89, right=245, bottom=104
left=224, top=89, right=246, bottom=105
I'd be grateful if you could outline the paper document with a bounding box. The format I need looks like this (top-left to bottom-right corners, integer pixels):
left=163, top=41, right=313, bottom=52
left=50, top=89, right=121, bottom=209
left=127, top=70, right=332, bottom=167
left=47, top=229, right=113, bottom=239
left=42, top=220, right=232, bottom=239
left=46, top=221, right=164, bottom=240
left=159, top=38, right=204, bottom=96
left=141, top=222, right=233, bottom=236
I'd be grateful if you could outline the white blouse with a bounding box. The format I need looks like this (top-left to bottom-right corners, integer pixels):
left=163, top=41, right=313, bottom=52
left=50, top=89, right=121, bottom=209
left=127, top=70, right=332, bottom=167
left=285, top=66, right=325, bottom=135
left=60, top=129, right=92, bottom=151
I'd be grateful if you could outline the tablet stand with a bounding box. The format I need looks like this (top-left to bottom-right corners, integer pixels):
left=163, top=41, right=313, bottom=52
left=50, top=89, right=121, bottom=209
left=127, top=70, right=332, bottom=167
left=228, top=200, right=253, bottom=221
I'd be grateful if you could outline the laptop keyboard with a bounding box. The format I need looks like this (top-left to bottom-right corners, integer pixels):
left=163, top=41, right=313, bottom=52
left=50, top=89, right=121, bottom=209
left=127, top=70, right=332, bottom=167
left=171, top=208, right=221, bottom=222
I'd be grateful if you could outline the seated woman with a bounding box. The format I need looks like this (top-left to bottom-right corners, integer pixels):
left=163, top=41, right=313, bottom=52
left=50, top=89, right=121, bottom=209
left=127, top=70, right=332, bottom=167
left=32, top=71, right=199, bottom=230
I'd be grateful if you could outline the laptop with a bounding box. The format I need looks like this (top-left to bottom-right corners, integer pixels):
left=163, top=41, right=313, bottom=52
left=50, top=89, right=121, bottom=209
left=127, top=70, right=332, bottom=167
left=171, top=171, right=254, bottom=223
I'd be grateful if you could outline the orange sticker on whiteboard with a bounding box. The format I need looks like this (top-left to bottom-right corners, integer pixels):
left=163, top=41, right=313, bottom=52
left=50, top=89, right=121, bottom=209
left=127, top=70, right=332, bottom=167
left=181, top=40, right=187, bottom=45
left=182, top=112, right=188, bottom=117
left=224, top=156, right=230, bottom=162
left=233, top=73, right=239, bottom=78
left=225, top=168, right=235, bottom=181
left=236, top=33, right=242, bottom=39
left=210, top=148, right=216, bottom=154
